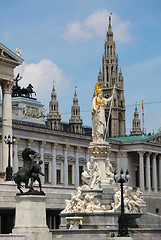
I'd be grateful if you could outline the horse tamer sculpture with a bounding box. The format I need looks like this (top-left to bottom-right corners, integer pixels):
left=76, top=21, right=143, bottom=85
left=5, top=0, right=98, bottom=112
left=13, top=147, right=45, bottom=194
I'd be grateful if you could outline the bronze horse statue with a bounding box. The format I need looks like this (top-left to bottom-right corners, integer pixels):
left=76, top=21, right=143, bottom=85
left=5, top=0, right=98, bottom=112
left=13, top=147, right=44, bottom=194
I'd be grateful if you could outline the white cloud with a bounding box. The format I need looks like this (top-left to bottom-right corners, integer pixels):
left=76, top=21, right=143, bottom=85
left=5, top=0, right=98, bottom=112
left=63, top=21, right=92, bottom=43
left=14, top=59, right=70, bottom=107
left=62, top=9, right=133, bottom=43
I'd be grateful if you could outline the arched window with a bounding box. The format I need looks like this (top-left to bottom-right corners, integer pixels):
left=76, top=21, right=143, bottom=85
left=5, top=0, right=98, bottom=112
left=111, top=66, right=113, bottom=74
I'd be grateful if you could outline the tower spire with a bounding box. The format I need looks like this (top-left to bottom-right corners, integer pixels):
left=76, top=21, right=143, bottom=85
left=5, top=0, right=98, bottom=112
left=47, top=84, right=61, bottom=130
left=109, top=13, right=112, bottom=28
left=53, top=80, right=55, bottom=91
left=75, top=86, right=77, bottom=94
left=109, top=15, right=111, bottom=27
left=69, top=90, right=83, bottom=134
left=101, top=12, right=125, bottom=137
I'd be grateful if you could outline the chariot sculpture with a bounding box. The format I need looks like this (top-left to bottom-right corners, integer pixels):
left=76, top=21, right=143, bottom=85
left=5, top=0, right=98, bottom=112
left=12, top=73, right=36, bottom=98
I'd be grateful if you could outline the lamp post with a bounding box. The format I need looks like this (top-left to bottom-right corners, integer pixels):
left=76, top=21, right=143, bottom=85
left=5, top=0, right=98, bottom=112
left=114, top=169, right=130, bottom=237
left=4, top=135, right=16, bottom=181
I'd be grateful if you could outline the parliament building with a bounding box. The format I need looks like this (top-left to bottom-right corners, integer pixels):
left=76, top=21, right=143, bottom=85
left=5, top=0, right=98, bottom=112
left=0, top=18, right=161, bottom=233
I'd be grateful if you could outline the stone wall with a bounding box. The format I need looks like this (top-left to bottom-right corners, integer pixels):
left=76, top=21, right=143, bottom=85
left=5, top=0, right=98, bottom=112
left=144, top=194, right=161, bottom=215
left=0, top=183, right=75, bottom=210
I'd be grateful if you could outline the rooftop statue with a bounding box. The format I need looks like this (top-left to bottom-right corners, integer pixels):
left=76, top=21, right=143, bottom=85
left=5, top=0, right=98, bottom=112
left=12, top=73, right=36, bottom=99
left=13, top=147, right=45, bottom=195
left=92, top=82, right=113, bottom=142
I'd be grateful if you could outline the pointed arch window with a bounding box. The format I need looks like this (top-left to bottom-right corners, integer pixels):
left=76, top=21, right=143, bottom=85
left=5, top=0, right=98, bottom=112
left=119, top=80, right=122, bottom=88
left=108, top=46, right=109, bottom=55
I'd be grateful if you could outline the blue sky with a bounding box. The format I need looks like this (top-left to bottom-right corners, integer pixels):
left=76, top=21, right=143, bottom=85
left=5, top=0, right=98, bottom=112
left=1, top=0, right=161, bottom=134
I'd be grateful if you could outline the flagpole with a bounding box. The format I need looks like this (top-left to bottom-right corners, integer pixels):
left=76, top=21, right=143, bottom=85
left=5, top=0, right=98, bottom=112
left=105, top=83, right=116, bottom=140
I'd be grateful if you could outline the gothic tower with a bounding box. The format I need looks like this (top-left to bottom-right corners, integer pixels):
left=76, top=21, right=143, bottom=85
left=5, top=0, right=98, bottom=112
left=131, top=106, right=142, bottom=135
left=47, top=84, right=61, bottom=130
left=69, top=89, right=83, bottom=134
left=100, top=16, right=126, bottom=137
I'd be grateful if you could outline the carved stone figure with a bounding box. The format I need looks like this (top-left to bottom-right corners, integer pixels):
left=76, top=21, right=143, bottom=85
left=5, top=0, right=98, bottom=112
left=13, top=147, right=45, bottom=194
left=16, top=48, right=22, bottom=57
left=111, top=186, right=143, bottom=213
left=62, top=187, right=105, bottom=214
left=92, top=83, right=113, bottom=142
left=62, top=187, right=85, bottom=213
left=106, top=161, right=115, bottom=185
left=81, top=156, right=101, bottom=189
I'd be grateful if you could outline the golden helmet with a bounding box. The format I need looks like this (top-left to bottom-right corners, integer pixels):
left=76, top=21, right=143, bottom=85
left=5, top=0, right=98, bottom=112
left=95, top=82, right=102, bottom=93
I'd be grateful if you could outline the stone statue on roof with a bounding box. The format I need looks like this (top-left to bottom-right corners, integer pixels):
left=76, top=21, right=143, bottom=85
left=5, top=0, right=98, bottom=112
left=12, top=73, right=36, bottom=99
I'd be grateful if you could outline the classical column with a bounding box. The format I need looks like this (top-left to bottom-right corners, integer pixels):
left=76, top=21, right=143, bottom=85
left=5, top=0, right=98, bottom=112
left=159, top=155, right=161, bottom=191
left=63, top=144, right=70, bottom=187
left=13, top=138, right=20, bottom=174
left=39, top=141, right=46, bottom=185
left=1, top=81, right=14, bottom=172
left=26, top=139, right=33, bottom=147
left=116, top=152, right=121, bottom=173
left=51, top=143, right=58, bottom=186
left=85, top=148, right=90, bottom=164
left=152, top=153, right=158, bottom=192
left=120, top=152, right=128, bottom=169
left=75, top=146, right=80, bottom=187
left=120, top=152, right=129, bottom=186
left=146, top=152, right=151, bottom=192
left=137, top=151, right=145, bottom=191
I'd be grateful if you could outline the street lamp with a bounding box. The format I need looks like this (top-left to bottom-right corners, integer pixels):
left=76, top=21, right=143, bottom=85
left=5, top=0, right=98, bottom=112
left=114, top=169, right=130, bottom=237
left=4, top=135, right=16, bottom=181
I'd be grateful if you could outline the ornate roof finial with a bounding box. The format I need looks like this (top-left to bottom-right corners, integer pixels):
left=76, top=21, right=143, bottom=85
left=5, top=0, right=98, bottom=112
left=109, top=13, right=112, bottom=27
left=53, top=80, right=55, bottom=91
left=135, top=101, right=137, bottom=110
left=75, top=86, right=77, bottom=94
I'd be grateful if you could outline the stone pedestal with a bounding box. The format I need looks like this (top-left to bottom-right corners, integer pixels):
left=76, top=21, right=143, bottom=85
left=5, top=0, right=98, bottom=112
left=12, top=195, right=52, bottom=240
left=89, top=141, right=110, bottom=181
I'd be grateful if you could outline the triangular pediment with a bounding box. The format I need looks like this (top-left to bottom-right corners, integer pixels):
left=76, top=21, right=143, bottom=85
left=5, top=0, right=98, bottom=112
left=0, top=42, right=23, bottom=66
left=144, top=133, right=161, bottom=145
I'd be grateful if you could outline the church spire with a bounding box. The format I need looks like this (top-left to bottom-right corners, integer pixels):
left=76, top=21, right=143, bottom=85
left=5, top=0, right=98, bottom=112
left=98, top=13, right=126, bottom=137
left=69, top=89, right=83, bottom=134
left=47, top=84, right=61, bottom=130
left=109, top=14, right=111, bottom=27
left=131, top=106, right=142, bottom=135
